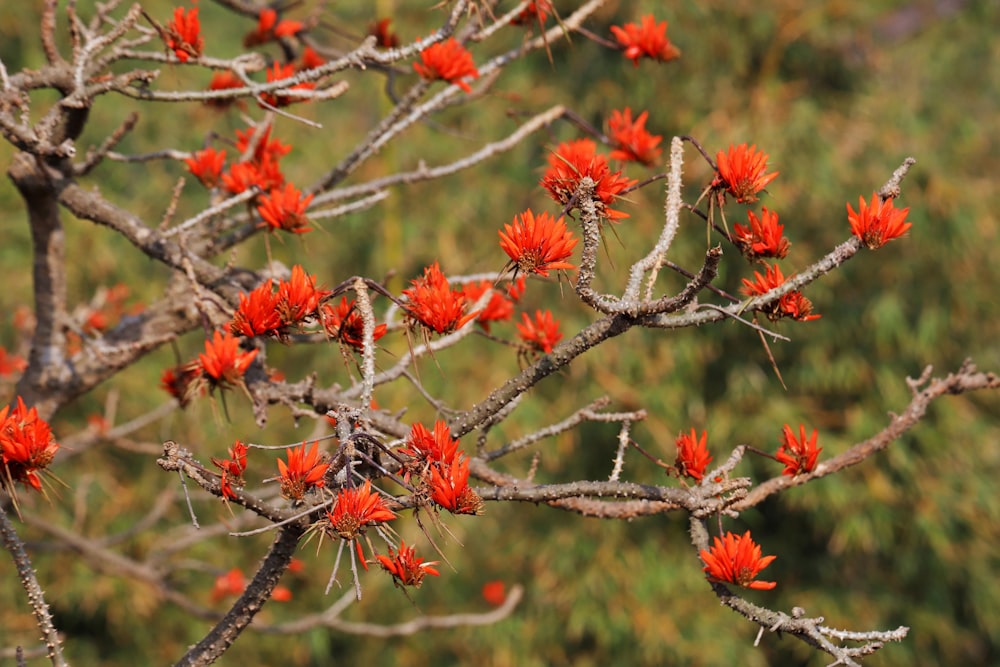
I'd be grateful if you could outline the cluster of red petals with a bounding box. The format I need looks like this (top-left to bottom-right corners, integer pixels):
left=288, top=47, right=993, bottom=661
left=482, top=580, right=507, bottom=606
left=277, top=442, right=330, bottom=500
left=608, top=108, right=663, bottom=166
left=236, top=125, right=291, bottom=164
left=185, top=147, right=226, bottom=188
left=429, top=456, right=483, bottom=515
left=401, top=421, right=461, bottom=466
left=462, top=281, right=515, bottom=333
left=197, top=330, right=258, bottom=388
left=499, top=209, right=578, bottom=278
left=740, top=264, right=821, bottom=322
left=205, top=71, right=246, bottom=110
left=211, top=567, right=291, bottom=602
left=243, top=8, right=304, bottom=47
left=610, top=15, right=681, bottom=66
left=261, top=62, right=316, bottom=108
left=326, top=480, right=396, bottom=542
left=231, top=284, right=282, bottom=338
left=221, top=125, right=289, bottom=194
left=0, top=397, right=59, bottom=493
left=732, top=207, right=790, bottom=261
left=413, top=38, right=479, bottom=93
left=403, top=262, right=478, bottom=334
left=299, top=46, right=325, bottom=71
left=540, top=139, right=637, bottom=221
left=368, top=18, right=400, bottom=49
left=257, top=182, right=314, bottom=234
left=0, top=346, right=27, bottom=377
left=516, top=309, right=563, bottom=354
left=712, top=144, right=779, bottom=204
left=211, top=440, right=249, bottom=500
left=321, top=297, right=388, bottom=349
left=776, top=424, right=822, bottom=477
left=376, top=541, right=441, bottom=587
left=229, top=267, right=330, bottom=339
left=700, top=530, right=777, bottom=590
left=511, top=1, right=553, bottom=26
left=278, top=265, right=328, bottom=323
left=847, top=192, right=912, bottom=249
left=165, top=5, right=203, bottom=62
left=675, top=428, right=713, bottom=482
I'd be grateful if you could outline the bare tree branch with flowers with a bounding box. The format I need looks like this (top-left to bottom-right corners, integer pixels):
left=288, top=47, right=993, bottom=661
left=1, top=2, right=997, bottom=666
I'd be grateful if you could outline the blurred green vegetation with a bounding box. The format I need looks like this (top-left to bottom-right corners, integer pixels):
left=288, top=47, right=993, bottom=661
left=1, top=1, right=999, bottom=665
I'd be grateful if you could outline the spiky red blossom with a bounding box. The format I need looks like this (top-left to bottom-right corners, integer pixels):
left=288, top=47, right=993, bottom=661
left=164, top=5, right=203, bottom=62
left=185, top=148, right=226, bottom=188
left=776, top=424, right=822, bottom=477
left=377, top=541, right=440, bottom=587
left=234, top=125, right=291, bottom=165
left=402, top=262, right=478, bottom=334
left=221, top=159, right=284, bottom=194
left=326, top=480, right=396, bottom=541
left=700, top=530, right=777, bottom=590
left=732, top=207, right=790, bottom=261
left=0, top=397, right=59, bottom=493
left=675, top=428, right=712, bottom=482
left=261, top=62, right=316, bottom=108
left=400, top=421, right=461, bottom=466
left=712, top=144, right=779, bottom=204
left=610, top=15, right=681, bottom=66
left=211, top=440, right=249, bottom=500
left=368, top=18, right=400, bottom=48
left=321, top=297, right=388, bottom=349
left=413, top=38, right=480, bottom=93
left=205, top=71, right=246, bottom=110
left=277, top=442, right=329, bottom=500
left=740, top=263, right=821, bottom=322
left=608, top=108, right=663, bottom=166
left=197, top=330, right=258, bottom=387
left=499, top=209, right=578, bottom=278
left=540, top=139, right=637, bottom=221
left=847, top=192, right=912, bottom=249
left=230, top=283, right=283, bottom=338
left=462, top=281, right=514, bottom=333
left=511, top=1, right=553, bottom=26
left=299, top=46, right=325, bottom=71
left=430, top=456, right=484, bottom=515
left=516, top=309, right=562, bottom=354
left=277, top=265, right=328, bottom=325
left=243, top=8, right=304, bottom=47
left=257, top=182, right=314, bottom=234
left=0, top=346, right=27, bottom=377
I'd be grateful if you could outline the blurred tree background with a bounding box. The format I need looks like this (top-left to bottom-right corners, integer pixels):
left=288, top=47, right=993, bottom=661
left=1, top=1, right=998, bottom=665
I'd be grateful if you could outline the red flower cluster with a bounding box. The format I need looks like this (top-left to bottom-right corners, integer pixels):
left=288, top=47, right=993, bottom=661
left=261, top=62, right=316, bottom=108
left=540, top=139, right=637, bottom=221
left=499, top=209, right=578, bottom=278
left=321, top=296, right=389, bottom=349
left=197, top=330, right=259, bottom=389
left=211, top=567, right=292, bottom=602
left=185, top=147, right=226, bottom=188
left=205, top=71, right=246, bottom=111
left=516, top=310, right=562, bottom=354
left=740, top=264, right=821, bottom=322
left=277, top=442, right=329, bottom=500
left=211, top=440, right=249, bottom=500
left=462, top=281, right=516, bottom=333
left=368, top=18, right=400, bottom=49
left=413, top=38, right=479, bottom=93
left=243, top=8, right=304, bottom=47
left=164, top=5, right=203, bottom=62
left=732, top=207, right=790, bottom=261
left=220, top=124, right=289, bottom=196
left=230, top=265, right=329, bottom=339
left=610, top=15, right=681, bottom=66
left=400, top=421, right=482, bottom=515
left=403, top=262, right=479, bottom=335
left=608, top=108, right=663, bottom=166
left=325, top=480, right=396, bottom=569
left=675, top=428, right=713, bottom=482
left=700, top=530, right=777, bottom=590
left=775, top=424, right=822, bottom=477
left=429, top=456, right=483, bottom=514
left=847, top=192, right=912, bottom=249
left=0, top=397, right=59, bottom=494
left=377, top=541, right=440, bottom=588
left=712, top=144, right=779, bottom=204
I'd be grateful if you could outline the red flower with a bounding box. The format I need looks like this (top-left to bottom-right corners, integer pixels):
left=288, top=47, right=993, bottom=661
left=221, top=159, right=285, bottom=194
left=675, top=428, right=712, bottom=482
left=740, top=264, right=821, bottom=322
left=164, top=5, right=203, bottom=62
left=257, top=182, right=314, bottom=234
left=160, top=362, right=201, bottom=407
left=261, top=62, right=316, bottom=108
left=210, top=568, right=246, bottom=602
left=185, top=148, right=226, bottom=188
left=402, top=262, right=478, bottom=334
left=234, top=125, right=291, bottom=165
left=197, top=330, right=258, bottom=387
left=0, top=346, right=27, bottom=377
left=847, top=192, right=912, bottom=249
left=321, top=297, right=388, bottom=349
left=244, top=8, right=304, bottom=47
left=368, top=18, right=400, bottom=49
left=499, top=209, right=577, bottom=278
left=610, top=15, right=680, bottom=66
left=0, top=397, right=59, bottom=493
left=700, top=530, right=777, bottom=590
left=540, top=139, right=637, bottom=221
left=400, top=421, right=461, bottom=466
left=712, top=144, right=779, bottom=204
left=211, top=440, right=249, bottom=499
left=462, top=281, right=514, bottom=333
left=413, top=38, right=479, bottom=93
left=230, top=282, right=283, bottom=338
left=429, top=456, right=483, bottom=515
left=481, top=580, right=506, bottom=606
left=277, top=265, right=328, bottom=325
left=205, top=71, right=246, bottom=110
left=326, top=480, right=396, bottom=541
left=775, top=424, right=822, bottom=477
left=277, top=442, right=329, bottom=500
left=298, top=46, right=325, bottom=71
left=376, top=541, right=440, bottom=587
left=512, top=1, right=553, bottom=26
left=516, top=310, right=562, bottom=354
left=732, top=207, right=789, bottom=260
left=608, top=108, right=662, bottom=166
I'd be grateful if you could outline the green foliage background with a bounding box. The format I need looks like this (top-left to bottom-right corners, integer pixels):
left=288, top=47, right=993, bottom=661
left=1, top=1, right=998, bottom=665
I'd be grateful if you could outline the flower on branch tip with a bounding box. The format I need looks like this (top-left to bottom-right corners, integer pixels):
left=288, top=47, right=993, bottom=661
left=732, top=207, right=790, bottom=261
left=776, top=424, right=822, bottom=477
left=197, top=330, right=258, bottom=388
left=377, top=541, right=440, bottom=588
left=401, top=421, right=461, bottom=466
left=430, top=456, right=484, bottom=515
left=413, top=38, right=479, bottom=93
left=516, top=309, right=563, bottom=354
left=205, top=71, right=246, bottom=110
left=712, top=143, right=779, bottom=204
left=608, top=108, right=662, bottom=166
left=326, top=480, right=396, bottom=541
left=261, top=62, right=316, bottom=108
left=499, top=209, right=578, bottom=279
left=185, top=148, right=226, bottom=188
left=221, top=159, right=284, bottom=195
left=512, top=1, right=553, bottom=26
left=462, top=281, right=514, bottom=333
left=230, top=282, right=283, bottom=338
left=211, top=440, right=248, bottom=499
left=321, top=297, right=388, bottom=349
left=369, top=18, right=400, bottom=49
left=847, top=192, right=912, bottom=249
left=257, top=182, right=314, bottom=234
left=277, top=442, right=329, bottom=500
left=540, top=139, right=636, bottom=221
left=740, top=264, right=821, bottom=322
left=277, top=265, right=329, bottom=326
left=700, top=530, right=777, bottom=590
left=164, top=5, right=203, bottom=62
left=0, top=397, right=60, bottom=493
left=244, top=8, right=304, bottom=47
left=610, top=15, right=680, bottom=66
left=674, top=428, right=712, bottom=482
left=402, top=262, right=478, bottom=334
